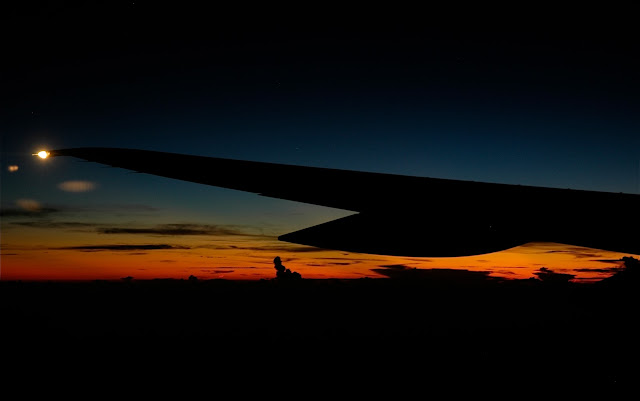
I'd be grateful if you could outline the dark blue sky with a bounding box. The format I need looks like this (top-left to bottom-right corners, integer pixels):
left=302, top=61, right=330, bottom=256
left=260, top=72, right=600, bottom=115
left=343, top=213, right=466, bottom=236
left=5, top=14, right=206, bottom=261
left=3, top=3, right=640, bottom=215
left=4, top=4, right=639, bottom=193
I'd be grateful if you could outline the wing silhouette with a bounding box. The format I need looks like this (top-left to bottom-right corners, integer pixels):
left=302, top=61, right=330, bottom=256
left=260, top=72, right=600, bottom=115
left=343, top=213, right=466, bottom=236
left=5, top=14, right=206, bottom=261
left=50, top=147, right=640, bottom=257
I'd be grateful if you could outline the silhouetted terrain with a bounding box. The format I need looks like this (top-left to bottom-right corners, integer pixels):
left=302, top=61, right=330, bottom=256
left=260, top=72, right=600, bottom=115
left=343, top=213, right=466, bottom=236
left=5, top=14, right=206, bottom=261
left=2, top=267, right=638, bottom=390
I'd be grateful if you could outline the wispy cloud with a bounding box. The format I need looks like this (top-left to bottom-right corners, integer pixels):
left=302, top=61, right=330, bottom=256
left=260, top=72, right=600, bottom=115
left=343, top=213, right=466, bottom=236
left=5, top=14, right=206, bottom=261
left=533, top=267, right=575, bottom=281
left=210, top=244, right=326, bottom=252
left=544, top=248, right=603, bottom=259
left=519, top=243, right=608, bottom=259
left=106, top=204, right=159, bottom=212
left=490, top=265, right=530, bottom=270
left=98, top=223, right=260, bottom=237
left=200, top=269, right=236, bottom=274
left=15, top=199, right=43, bottom=211
left=593, top=259, right=625, bottom=263
left=373, top=264, right=494, bottom=281
left=380, top=264, right=411, bottom=270
left=10, top=220, right=98, bottom=230
left=573, top=266, right=622, bottom=273
left=316, top=256, right=383, bottom=262
left=403, top=258, right=434, bottom=263
left=58, top=180, right=97, bottom=192
left=306, top=261, right=358, bottom=266
left=6, top=217, right=268, bottom=240
left=1, top=207, right=60, bottom=217
left=198, top=266, right=257, bottom=272
left=54, top=244, right=190, bottom=252
left=1, top=203, right=158, bottom=218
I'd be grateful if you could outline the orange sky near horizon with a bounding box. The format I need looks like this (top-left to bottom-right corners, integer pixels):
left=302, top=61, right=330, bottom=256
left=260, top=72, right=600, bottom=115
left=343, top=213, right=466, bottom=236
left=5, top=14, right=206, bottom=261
left=1, top=230, right=634, bottom=282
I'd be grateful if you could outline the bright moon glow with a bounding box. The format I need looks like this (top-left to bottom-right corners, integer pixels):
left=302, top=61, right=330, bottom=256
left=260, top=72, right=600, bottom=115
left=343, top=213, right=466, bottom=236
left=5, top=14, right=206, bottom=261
left=37, top=151, right=49, bottom=159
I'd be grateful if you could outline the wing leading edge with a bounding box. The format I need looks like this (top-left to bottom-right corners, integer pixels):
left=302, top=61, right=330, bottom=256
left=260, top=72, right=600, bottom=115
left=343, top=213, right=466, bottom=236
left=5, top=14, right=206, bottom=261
left=50, top=147, right=640, bottom=257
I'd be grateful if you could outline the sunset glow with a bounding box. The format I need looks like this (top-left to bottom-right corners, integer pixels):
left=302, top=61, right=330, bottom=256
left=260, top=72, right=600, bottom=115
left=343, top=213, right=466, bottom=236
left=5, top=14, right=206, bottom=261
left=1, top=226, right=632, bottom=282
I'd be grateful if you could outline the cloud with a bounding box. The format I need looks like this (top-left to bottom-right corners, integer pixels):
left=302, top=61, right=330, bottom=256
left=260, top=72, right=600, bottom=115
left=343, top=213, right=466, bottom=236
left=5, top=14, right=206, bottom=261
left=197, top=268, right=238, bottom=275
left=404, top=258, right=434, bottom=263
left=58, top=180, right=97, bottom=192
left=4, top=215, right=278, bottom=242
left=16, top=198, right=42, bottom=211
left=10, top=220, right=98, bottom=230
left=105, top=204, right=159, bottom=212
left=200, top=243, right=326, bottom=252
left=305, top=260, right=359, bottom=266
left=520, top=243, right=606, bottom=259
left=0, top=207, right=59, bottom=217
left=54, top=244, right=190, bottom=252
left=544, top=249, right=602, bottom=259
left=316, top=256, right=376, bottom=262
left=593, top=259, right=625, bottom=264
left=533, top=267, right=575, bottom=282
left=98, top=223, right=254, bottom=236
left=573, top=267, right=623, bottom=273
left=373, top=265, right=494, bottom=281
left=1, top=203, right=156, bottom=219
left=380, top=264, right=411, bottom=270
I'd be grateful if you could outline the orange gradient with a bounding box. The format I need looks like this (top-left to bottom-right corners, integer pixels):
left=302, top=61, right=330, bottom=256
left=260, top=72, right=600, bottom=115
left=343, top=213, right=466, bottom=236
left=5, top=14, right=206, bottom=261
left=1, top=234, right=633, bottom=282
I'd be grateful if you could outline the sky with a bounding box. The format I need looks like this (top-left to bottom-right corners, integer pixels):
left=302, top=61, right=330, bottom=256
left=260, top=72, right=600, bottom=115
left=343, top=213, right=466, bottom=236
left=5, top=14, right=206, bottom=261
left=1, top=3, right=639, bottom=281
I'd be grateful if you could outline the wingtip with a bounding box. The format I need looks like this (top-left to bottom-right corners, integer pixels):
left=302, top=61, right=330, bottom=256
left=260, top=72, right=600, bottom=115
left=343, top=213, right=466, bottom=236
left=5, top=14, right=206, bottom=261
left=47, top=148, right=74, bottom=157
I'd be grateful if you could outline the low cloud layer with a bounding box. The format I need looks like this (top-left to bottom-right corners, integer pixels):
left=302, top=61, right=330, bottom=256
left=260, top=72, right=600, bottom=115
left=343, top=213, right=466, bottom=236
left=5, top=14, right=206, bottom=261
left=55, top=244, right=190, bottom=252
left=223, top=244, right=325, bottom=252
left=1, top=203, right=157, bottom=219
left=10, top=220, right=97, bottom=230
left=98, top=223, right=248, bottom=236
left=373, top=264, right=494, bottom=281
left=5, top=216, right=268, bottom=240
left=1, top=206, right=59, bottom=217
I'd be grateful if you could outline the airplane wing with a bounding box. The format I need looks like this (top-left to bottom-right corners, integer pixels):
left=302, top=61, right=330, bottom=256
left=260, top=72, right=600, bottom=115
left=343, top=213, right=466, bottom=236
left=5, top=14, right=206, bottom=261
left=49, top=147, right=640, bottom=257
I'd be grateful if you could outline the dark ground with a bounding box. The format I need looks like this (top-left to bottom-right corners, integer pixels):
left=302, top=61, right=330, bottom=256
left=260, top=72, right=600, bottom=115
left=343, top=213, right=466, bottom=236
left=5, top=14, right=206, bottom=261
left=1, top=275, right=637, bottom=394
